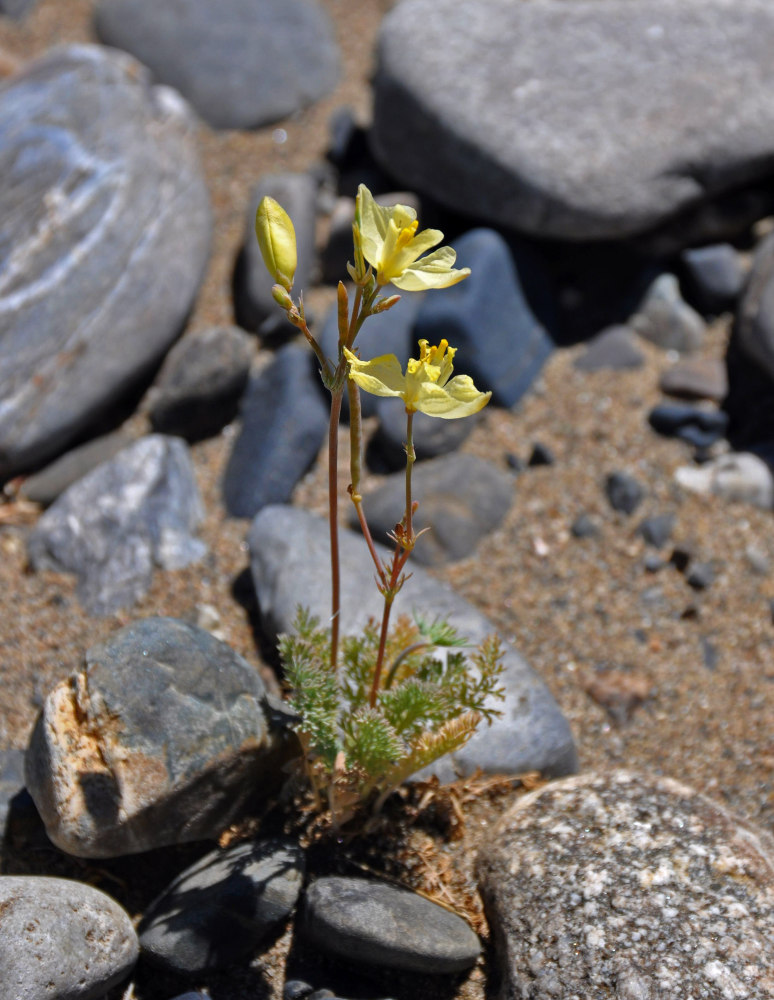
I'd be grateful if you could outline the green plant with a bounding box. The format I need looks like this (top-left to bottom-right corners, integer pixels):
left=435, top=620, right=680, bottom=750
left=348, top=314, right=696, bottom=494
left=256, top=183, right=505, bottom=826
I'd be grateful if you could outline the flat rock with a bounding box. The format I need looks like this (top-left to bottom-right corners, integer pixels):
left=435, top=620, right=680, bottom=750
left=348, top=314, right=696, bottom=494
left=249, top=504, right=577, bottom=781
left=94, top=0, right=338, bottom=129
left=0, top=44, right=211, bottom=480
left=573, top=325, right=645, bottom=372
left=27, top=435, right=206, bottom=616
left=24, top=617, right=289, bottom=857
left=18, top=430, right=134, bottom=506
left=0, top=0, right=36, bottom=18
left=372, top=0, right=774, bottom=241
left=0, top=875, right=138, bottom=1000
left=477, top=770, right=774, bottom=1000
left=351, top=454, right=514, bottom=567
left=140, top=838, right=305, bottom=974
left=659, top=357, right=728, bottom=401
left=301, top=876, right=480, bottom=974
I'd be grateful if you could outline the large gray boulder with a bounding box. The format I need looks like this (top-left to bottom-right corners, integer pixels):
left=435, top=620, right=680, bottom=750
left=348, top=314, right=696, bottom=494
left=0, top=45, right=211, bottom=480
left=371, top=0, right=774, bottom=241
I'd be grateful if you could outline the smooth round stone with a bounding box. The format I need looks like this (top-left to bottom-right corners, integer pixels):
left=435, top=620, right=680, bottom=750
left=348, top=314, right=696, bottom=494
left=301, top=876, right=481, bottom=974
left=604, top=470, right=646, bottom=515
left=0, top=875, right=138, bottom=1000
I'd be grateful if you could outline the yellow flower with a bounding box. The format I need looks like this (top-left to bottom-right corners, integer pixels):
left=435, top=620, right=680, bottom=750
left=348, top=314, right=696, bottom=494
left=344, top=340, right=491, bottom=419
left=355, top=184, right=470, bottom=291
left=255, top=196, right=297, bottom=291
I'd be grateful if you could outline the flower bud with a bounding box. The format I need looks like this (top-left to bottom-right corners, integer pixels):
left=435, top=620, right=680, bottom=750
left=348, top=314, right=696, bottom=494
left=271, top=283, right=294, bottom=311
left=255, top=196, right=297, bottom=291
left=373, top=294, right=401, bottom=314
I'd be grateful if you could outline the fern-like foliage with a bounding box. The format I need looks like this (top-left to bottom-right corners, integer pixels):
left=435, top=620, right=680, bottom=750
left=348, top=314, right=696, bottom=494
left=278, top=608, right=506, bottom=826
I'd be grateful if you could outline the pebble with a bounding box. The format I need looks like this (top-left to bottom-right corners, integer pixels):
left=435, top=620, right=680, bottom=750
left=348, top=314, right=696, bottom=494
left=0, top=875, right=138, bottom=1000
left=687, top=561, right=716, bottom=591
left=648, top=402, right=729, bottom=449
left=604, top=470, right=646, bottom=515
left=637, top=513, right=675, bottom=548
left=352, top=454, right=513, bottom=567
left=527, top=442, right=555, bottom=467
left=94, top=0, right=339, bottom=129
left=629, top=274, right=706, bottom=353
left=222, top=343, right=328, bottom=518
left=148, top=325, right=254, bottom=441
left=300, top=876, right=481, bottom=974
left=675, top=452, right=774, bottom=509
left=0, top=45, right=211, bottom=479
left=477, top=770, right=774, bottom=1000
left=571, top=513, right=599, bottom=539
left=573, top=325, right=645, bottom=372
left=412, top=228, right=556, bottom=407
left=249, top=504, right=578, bottom=780
left=26, top=435, right=206, bottom=616
left=24, top=616, right=291, bottom=857
left=139, top=838, right=305, bottom=974
left=681, top=242, right=747, bottom=314
left=658, top=357, right=729, bottom=402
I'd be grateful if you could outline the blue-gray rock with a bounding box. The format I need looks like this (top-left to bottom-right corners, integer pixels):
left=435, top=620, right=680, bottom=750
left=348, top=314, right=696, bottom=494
left=351, top=454, right=513, bottom=567
left=571, top=513, right=599, bottom=539
left=27, top=435, right=206, bottom=616
left=681, top=243, right=747, bottom=314
left=687, top=561, right=715, bottom=591
left=637, top=513, right=675, bottom=549
left=413, top=229, right=555, bottom=408
left=249, top=505, right=578, bottom=781
left=0, top=44, right=211, bottom=480
left=0, top=875, right=139, bottom=1000
left=18, top=431, right=135, bottom=507
left=223, top=344, right=328, bottom=518
left=605, top=471, right=645, bottom=515
left=477, top=770, right=774, bottom=1000
left=649, top=402, right=729, bottom=449
left=0, top=748, right=25, bottom=835
left=658, top=357, right=728, bottom=402
left=573, top=325, right=645, bottom=372
left=140, top=838, right=305, bottom=974
left=301, top=876, right=480, bottom=974
left=0, top=0, right=36, bottom=18
left=148, top=326, right=254, bottom=441
left=94, top=0, right=339, bottom=130
left=24, top=617, right=290, bottom=857
left=235, top=173, right=318, bottom=335
left=630, top=274, right=706, bottom=353
left=370, top=396, right=475, bottom=471
left=371, top=0, right=774, bottom=242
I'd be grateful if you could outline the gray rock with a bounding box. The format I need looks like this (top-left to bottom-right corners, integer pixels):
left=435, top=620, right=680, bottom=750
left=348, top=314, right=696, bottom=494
left=477, top=770, right=774, bottom=1000
left=659, top=357, right=728, bottom=401
left=0, top=747, right=25, bottom=834
left=140, top=838, right=305, bottom=974
left=675, top=452, right=774, bottom=509
left=94, top=0, right=339, bottom=130
left=235, top=173, right=318, bottom=335
left=0, top=0, right=36, bottom=18
left=351, top=454, right=513, bottom=567
left=371, top=0, right=774, bottom=242
left=301, top=876, right=480, bottom=974
left=19, top=430, right=134, bottom=506
left=630, top=274, right=706, bottom=352
left=0, top=45, right=211, bottom=480
left=605, top=471, right=646, bottom=515
left=737, top=231, right=774, bottom=383
left=413, top=229, right=555, bottom=407
left=0, top=875, right=138, bottom=1000
left=573, top=325, right=645, bottom=372
left=223, top=344, right=328, bottom=519
left=681, top=243, right=747, bottom=314
left=249, top=505, right=578, bottom=781
left=637, top=513, right=675, bottom=549
left=27, top=435, right=206, bottom=616
left=371, top=397, right=475, bottom=471
left=24, top=617, right=289, bottom=857
left=148, top=326, right=254, bottom=441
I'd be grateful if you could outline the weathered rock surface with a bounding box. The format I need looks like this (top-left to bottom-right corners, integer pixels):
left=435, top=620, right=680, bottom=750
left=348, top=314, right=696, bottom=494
left=27, top=435, right=206, bottom=615
left=675, top=452, right=774, bottom=509
left=24, top=617, right=290, bottom=857
left=18, top=430, right=134, bottom=506
left=371, top=0, right=774, bottom=241
left=0, top=44, right=211, bottom=479
left=0, top=875, right=138, bottom=1000
left=301, top=876, right=480, bottom=974
left=630, top=274, right=706, bottom=353
left=477, top=770, right=774, bottom=1000
left=249, top=505, right=578, bottom=781
left=94, top=0, right=339, bottom=129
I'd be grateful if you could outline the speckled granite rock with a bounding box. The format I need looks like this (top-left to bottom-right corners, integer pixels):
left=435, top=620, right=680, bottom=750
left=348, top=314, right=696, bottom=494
left=477, top=770, right=774, bottom=1000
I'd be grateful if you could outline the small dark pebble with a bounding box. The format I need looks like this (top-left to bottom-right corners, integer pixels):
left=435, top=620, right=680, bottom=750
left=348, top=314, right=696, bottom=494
left=528, top=442, right=555, bottom=466
left=687, top=562, right=715, bottom=590
left=505, top=452, right=525, bottom=472
left=648, top=403, right=728, bottom=448
left=638, top=513, right=675, bottom=548
left=605, top=471, right=645, bottom=515
left=700, top=636, right=718, bottom=671
left=643, top=552, right=665, bottom=573
left=571, top=513, right=599, bottom=539
left=669, top=545, right=693, bottom=573
left=284, top=983, right=314, bottom=1000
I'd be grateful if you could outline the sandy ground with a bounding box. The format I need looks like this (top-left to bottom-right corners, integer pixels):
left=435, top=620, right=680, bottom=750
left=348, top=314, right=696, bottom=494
left=1, top=3, right=774, bottom=999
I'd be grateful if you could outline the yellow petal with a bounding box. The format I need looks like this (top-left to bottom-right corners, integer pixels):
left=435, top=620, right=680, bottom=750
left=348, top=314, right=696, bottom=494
left=255, top=196, right=297, bottom=290
left=392, top=245, right=471, bottom=291
left=356, top=184, right=417, bottom=271
left=414, top=375, right=491, bottom=419
left=344, top=348, right=406, bottom=398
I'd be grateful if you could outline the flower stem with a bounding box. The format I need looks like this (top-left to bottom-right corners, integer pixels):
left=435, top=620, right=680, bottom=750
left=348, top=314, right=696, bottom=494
left=328, top=388, right=343, bottom=671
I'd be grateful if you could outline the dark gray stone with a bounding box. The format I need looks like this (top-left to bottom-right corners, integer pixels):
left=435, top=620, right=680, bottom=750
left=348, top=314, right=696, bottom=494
left=477, top=770, right=774, bottom=1000
left=223, top=344, right=328, bottom=519
left=370, top=397, right=475, bottom=471
left=605, top=471, right=646, bottom=515
left=352, top=454, right=513, bottom=567
left=0, top=875, right=138, bottom=1000
left=736, top=231, right=774, bottom=383
left=18, top=431, right=134, bottom=506
left=413, top=229, right=555, bottom=408
left=301, top=876, right=480, bottom=974
left=148, top=326, right=254, bottom=441
left=0, top=45, right=211, bottom=480
left=140, top=839, right=305, bottom=974
left=0, top=0, right=36, bottom=18
left=659, top=358, right=728, bottom=402
left=371, top=0, right=774, bottom=242
left=94, top=0, right=339, bottom=130
left=630, top=274, right=706, bottom=352
left=24, top=617, right=289, bottom=857
left=681, top=243, right=747, bottom=314
left=571, top=513, right=599, bottom=539
left=27, top=435, right=206, bottom=616
left=648, top=403, right=729, bottom=449
left=528, top=442, right=554, bottom=467
left=235, top=173, right=318, bottom=335
left=573, top=325, right=645, bottom=372
left=687, top=561, right=715, bottom=591
left=637, top=513, right=675, bottom=549
left=249, top=504, right=578, bottom=781
left=0, top=748, right=25, bottom=835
